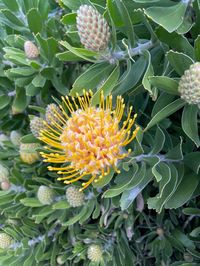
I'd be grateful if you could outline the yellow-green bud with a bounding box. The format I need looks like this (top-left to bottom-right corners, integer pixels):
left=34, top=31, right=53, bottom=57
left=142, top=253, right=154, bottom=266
left=30, top=117, right=45, bottom=138
left=66, top=186, right=85, bottom=207
left=0, top=233, right=12, bottom=249
left=24, top=40, right=39, bottom=59
left=178, top=62, right=200, bottom=105
left=10, top=130, right=22, bottom=146
left=0, top=164, right=9, bottom=182
left=45, top=103, right=62, bottom=125
left=87, top=244, right=103, bottom=262
left=0, top=134, right=9, bottom=148
left=37, top=185, right=55, bottom=205
left=76, top=5, right=110, bottom=52
left=19, top=143, right=40, bottom=164
left=56, top=255, right=65, bottom=265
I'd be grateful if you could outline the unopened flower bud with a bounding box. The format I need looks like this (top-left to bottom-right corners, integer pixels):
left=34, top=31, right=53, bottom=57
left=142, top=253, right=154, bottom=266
left=76, top=5, right=110, bottom=52
left=19, top=143, right=40, bottom=164
left=0, top=233, right=12, bottom=249
left=178, top=62, right=200, bottom=106
left=0, top=164, right=9, bottom=182
left=156, top=228, right=164, bottom=237
left=30, top=117, right=45, bottom=138
left=37, top=185, right=55, bottom=205
left=10, top=131, right=22, bottom=146
left=24, top=40, right=39, bottom=59
left=66, top=186, right=84, bottom=207
left=87, top=244, right=103, bottom=262
left=45, top=103, right=62, bottom=125
left=1, top=181, right=11, bottom=191
left=56, top=255, right=66, bottom=265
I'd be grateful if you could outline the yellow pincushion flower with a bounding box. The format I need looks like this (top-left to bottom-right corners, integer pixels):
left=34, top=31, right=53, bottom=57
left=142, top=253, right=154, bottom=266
left=39, top=91, right=139, bottom=191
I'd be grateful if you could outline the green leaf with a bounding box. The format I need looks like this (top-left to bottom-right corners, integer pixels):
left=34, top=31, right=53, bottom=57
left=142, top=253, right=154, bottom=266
left=148, top=164, right=178, bottom=212
left=172, top=229, right=195, bottom=250
left=27, top=8, right=43, bottom=34
left=92, top=169, right=115, bottom=188
left=145, top=1, right=188, bottom=33
left=1, top=0, right=19, bottom=12
left=152, top=161, right=170, bottom=182
left=71, top=63, right=114, bottom=96
left=61, top=13, right=76, bottom=25
left=165, top=140, right=183, bottom=161
left=60, top=41, right=98, bottom=63
left=149, top=76, right=179, bottom=95
left=145, top=98, right=186, bottom=131
left=20, top=198, right=43, bottom=207
left=142, top=50, right=154, bottom=97
left=165, top=173, right=199, bottom=209
left=103, top=165, right=139, bottom=198
left=61, top=0, right=81, bottom=10
left=115, top=0, right=135, bottom=46
left=26, top=83, right=40, bottom=97
left=12, top=87, right=30, bottom=114
left=194, top=35, right=200, bottom=61
left=184, top=152, right=200, bottom=174
left=114, top=56, right=147, bottom=95
left=52, top=200, right=70, bottom=209
left=182, top=208, right=200, bottom=216
left=91, top=63, right=120, bottom=105
left=56, top=51, right=83, bottom=62
left=32, top=74, right=46, bottom=88
left=182, top=105, right=200, bottom=147
left=120, top=165, right=151, bottom=210
left=0, top=94, right=11, bottom=110
left=8, top=67, right=36, bottom=77
left=150, top=126, right=165, bottom=154
left=1, top=9, right=24, bottom=27
left=167, top=50, right=194, bottom=76
left=156, top=27, right=194, bottom=59
left=28, top=105, right=46, bottom=115
left=20, top=134, right=40, bottom=144
left=62, top=204, right=89, bottom=226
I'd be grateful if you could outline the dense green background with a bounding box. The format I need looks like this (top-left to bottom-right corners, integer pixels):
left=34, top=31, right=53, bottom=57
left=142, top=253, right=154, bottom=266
left=0, top=0, right=199, bottom=265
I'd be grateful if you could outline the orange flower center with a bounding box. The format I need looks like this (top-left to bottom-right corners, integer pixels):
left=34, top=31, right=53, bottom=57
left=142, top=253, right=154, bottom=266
left=60, top=107, right=124, bottom=175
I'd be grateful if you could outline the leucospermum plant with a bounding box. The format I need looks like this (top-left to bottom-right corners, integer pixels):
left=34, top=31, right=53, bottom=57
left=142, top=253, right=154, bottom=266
left=39, top=91, right=139, bottom=191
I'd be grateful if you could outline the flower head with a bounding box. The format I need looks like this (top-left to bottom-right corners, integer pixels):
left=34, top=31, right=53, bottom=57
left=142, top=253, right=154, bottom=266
left=40, top=91, right=139, bottom=191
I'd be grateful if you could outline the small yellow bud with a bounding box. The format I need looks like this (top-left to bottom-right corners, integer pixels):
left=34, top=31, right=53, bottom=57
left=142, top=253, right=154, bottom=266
left=19, top=143, right=40, bottom=164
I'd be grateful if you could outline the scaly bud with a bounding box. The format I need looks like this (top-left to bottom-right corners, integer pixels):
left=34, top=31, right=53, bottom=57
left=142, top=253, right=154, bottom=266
left=30, top=117, right=45, bottom=138
left=19, top=143, right=40, bottom=164
left=87, top=244, right=103, bottom=262
left=10, top=130, right=22, bottom=146
left=24, top=40, right=39, bottom=59
left=0, top=164, right=9, bottom=182
left=0, top=233, right=12, bottom=249
left=178, top=62, right=200, bottom=106
left=45, top=103, right=62, bottom=125
left=37, top=185, right=55, bottom=205
left=66, top=186, right=84, bottom=207
left=76, top=5, right=110, bottom=52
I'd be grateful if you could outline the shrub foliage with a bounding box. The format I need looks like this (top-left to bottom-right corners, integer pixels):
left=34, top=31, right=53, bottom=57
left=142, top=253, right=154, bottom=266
left=0, top=0, right=199, bottom=265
